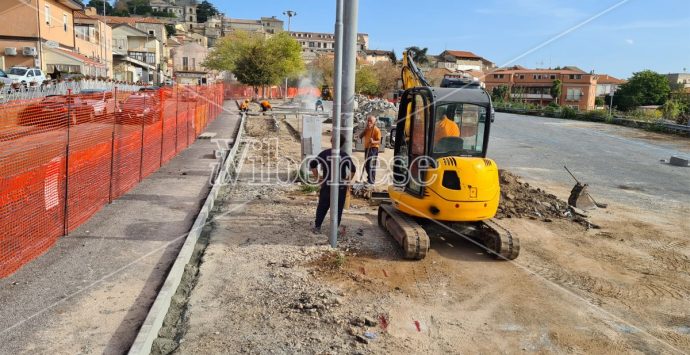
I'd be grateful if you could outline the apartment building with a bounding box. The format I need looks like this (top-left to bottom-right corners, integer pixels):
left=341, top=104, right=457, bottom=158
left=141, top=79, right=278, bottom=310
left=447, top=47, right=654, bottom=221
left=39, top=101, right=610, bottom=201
left=111, top=24, right=160, bottom=83
left=485, top=66, right=598, bottom=111
left=364, top=49, right=393, bottom=65
left=0, top=0, right=85, bottom=74
left=73, top=8, right=112, bottom=77
left=434, top=50, right=496, bottom=73
left=105, top=16, right=168, bottom=83
left=170, top=42, right=209, bottom=84
left=289, top=31, right=369, bottom=62
left=667, top=73, right=690, bottom=90
left=596, top=74, right=625, bottom=97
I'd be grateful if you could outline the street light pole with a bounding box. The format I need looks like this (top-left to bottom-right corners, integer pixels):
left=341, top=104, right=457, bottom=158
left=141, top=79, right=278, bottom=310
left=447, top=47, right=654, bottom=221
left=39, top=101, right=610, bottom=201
left=283, top=10, right=297, bottom=32
left=609, top=87, right=615, bottom=117
left=282, top=10, right=297, bottom=99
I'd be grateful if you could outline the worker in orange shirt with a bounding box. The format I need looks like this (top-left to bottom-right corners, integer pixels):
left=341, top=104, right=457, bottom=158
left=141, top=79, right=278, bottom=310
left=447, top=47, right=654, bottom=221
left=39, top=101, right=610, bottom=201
left=260, top=100, right=272, bottom=113
left=359, top=115, right=381, bottom=184
left=434, top=108, right=460, bottom=144
left=239, top=99, right=250, bottom=112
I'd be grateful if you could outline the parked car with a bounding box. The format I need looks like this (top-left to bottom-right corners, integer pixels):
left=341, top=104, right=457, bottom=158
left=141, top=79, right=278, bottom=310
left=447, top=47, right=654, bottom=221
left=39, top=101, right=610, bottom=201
left=119, top=93, right=161, bottom=124
left=17, top=95, right=96, bottom=128
left=0, top=69, right=13, bottom=87
left=79, top=89, right=116, bottom=118
left=7, top=67, right=47, bottom=87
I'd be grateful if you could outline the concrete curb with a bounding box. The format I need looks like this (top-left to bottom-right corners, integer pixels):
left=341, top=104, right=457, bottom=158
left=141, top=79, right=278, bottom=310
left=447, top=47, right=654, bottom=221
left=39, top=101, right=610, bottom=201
left=128, top=112, right=247, bottom=355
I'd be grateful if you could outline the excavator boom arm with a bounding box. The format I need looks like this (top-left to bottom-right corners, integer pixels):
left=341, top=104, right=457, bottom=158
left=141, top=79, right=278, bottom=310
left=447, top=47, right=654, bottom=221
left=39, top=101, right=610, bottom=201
left=401, top=49, right=430, bottom=90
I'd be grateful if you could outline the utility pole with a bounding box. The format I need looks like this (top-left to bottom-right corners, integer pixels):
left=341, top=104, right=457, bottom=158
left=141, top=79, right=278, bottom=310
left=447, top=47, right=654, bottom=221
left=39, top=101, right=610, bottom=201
left=609, top=87, right=615, bottom=117
left=340, top=0, right=358, bottom=155
left=329, top=0, right=344, bottom=248
left=283, top=10, right=297, bottom=99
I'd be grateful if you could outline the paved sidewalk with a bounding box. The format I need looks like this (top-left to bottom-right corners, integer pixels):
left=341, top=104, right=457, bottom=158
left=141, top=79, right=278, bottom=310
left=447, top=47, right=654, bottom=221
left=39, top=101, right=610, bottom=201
left=0, top=101, right=240, bottom=354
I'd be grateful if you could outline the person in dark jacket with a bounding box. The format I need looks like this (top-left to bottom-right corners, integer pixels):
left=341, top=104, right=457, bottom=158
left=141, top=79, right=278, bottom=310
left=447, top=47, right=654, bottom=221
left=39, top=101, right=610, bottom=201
left=309, top=133, right=356, bottom=234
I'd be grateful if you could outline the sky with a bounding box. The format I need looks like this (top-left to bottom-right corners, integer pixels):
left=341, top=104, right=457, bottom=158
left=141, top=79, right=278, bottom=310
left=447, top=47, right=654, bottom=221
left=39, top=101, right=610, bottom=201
left=214, top=0, right=690, bottom=79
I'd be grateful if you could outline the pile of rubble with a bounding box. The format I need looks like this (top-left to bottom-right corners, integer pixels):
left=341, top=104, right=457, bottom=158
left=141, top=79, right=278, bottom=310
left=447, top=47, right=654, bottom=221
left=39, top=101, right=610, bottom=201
left=497, top=170, right=597, bottom=229
left=354, top=95, right=397, bottom=123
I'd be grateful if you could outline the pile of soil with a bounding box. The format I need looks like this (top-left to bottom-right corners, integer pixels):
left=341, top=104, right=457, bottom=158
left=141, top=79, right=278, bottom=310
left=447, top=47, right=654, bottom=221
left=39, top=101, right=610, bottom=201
left=497, top=170, right=595, bottom=228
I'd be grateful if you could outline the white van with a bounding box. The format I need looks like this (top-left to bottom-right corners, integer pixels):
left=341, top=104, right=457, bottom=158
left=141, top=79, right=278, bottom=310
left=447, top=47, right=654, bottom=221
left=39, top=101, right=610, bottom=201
left=7, top=67, right=47, bottom=87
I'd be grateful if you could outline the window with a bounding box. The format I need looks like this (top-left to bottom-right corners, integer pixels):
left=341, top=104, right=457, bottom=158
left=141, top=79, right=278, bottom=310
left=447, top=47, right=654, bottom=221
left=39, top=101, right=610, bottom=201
left=191, top=58, right=196, bottom=70
left=63, top=14, right=67, bottom=32
left=566, top=88, right=583, bottom=101
left=432, top=103, right=486, bottom=157
left=550, top=75, right=556, bottom=80
left=44, top=5, right=50, bottom=25
left=494, top=74, right=504, bottom=79
left=182, top=57, right=188, bottom=70
left=149, top=30, right=155, bottom=36
left=569, top=74, right=582, bottom=80
left=309, top=42, right=315, bottom=47
left=519, top=74, right=525, bottom=79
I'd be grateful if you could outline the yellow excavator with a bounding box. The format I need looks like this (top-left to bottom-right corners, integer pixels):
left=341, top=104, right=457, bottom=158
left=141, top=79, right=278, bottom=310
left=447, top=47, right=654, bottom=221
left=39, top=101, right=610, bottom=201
left=378, top=50, right=519, bottom=260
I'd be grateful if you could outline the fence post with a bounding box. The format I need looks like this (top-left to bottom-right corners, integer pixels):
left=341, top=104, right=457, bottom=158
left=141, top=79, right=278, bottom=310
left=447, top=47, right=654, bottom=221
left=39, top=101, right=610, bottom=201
left=63, top=89, right=73, bottom=235
left=175, top=85, right=179, bottom=153
left=109, top=87, right=118, bottom=203
left=159, top=88, right=164, bottom=167
left=139, top=92, right=146, bottom=181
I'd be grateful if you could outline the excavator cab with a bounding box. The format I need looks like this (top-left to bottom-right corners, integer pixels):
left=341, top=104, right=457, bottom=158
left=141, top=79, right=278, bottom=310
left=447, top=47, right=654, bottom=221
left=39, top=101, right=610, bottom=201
left=391, top=87, right=495, bottom=208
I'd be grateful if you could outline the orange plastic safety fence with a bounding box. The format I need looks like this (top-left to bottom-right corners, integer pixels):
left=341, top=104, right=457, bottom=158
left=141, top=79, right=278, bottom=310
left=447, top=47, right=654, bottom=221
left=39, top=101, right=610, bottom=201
left=0, top=84, right=224, bottom=277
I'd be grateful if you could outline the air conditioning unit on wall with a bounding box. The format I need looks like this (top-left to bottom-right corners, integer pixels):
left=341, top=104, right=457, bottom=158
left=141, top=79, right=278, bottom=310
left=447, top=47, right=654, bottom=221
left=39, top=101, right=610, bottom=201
left=5, top=47, right=17, bottom=56
left=22, top=47, right=37, bottom=56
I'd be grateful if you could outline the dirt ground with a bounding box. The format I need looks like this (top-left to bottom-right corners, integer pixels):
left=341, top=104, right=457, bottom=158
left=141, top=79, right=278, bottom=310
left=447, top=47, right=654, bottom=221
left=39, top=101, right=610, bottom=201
left=173, top=112, right=690, bottom=354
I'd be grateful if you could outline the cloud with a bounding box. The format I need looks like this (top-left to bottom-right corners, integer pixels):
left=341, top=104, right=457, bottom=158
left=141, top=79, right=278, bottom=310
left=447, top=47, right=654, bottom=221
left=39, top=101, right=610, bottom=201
left=625, top=39, right=634, bottom=45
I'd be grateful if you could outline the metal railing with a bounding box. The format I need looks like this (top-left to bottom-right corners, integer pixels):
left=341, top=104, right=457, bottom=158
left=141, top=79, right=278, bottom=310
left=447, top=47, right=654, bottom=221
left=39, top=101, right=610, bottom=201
left=0, top=80, right=141, bottom=104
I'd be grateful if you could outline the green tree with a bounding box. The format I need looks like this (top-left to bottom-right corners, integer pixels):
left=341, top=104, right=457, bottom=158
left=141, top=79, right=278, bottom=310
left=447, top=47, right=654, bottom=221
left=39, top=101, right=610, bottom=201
left=86, top=0, right=113, bottom=15
left=355, top=65, right=379, bottom=96
left=550, top=79, right=562, bottom=105
left=164, top=24, right=177, bottom=37
left=127, top=0, right=152, bottom=15
left=386, top=49, right=397, bottom=64
left=404, top=46, right=429, bottom=65
left=372, top=61, right=399, bottom=96
left=491, top=85, right=509, bottom=102
left=204, top=31, right=304, bottom=93
left=196, top=0, right=219, bottom=23
left=613, top=70, right=671, bottom=111
left=595, top=97, right=605, bottom=107
left=307, top=54, right=334, bottom=87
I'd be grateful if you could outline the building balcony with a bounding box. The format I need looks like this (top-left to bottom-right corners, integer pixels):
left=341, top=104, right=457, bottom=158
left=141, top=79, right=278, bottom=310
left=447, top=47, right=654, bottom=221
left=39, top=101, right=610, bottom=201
left=511, top=93, right=554, bottom=100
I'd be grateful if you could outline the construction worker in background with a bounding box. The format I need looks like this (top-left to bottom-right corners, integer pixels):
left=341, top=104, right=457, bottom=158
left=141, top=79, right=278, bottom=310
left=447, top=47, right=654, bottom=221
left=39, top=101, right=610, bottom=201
left=359, top=115, right=381, bottom=184
left=434, top=108, right=460, bottom=144
left=309, top=133, right=356, bottom=235
left=239, top=99, right=250, bottom=113
left=260, top=100, right=272, bottom=112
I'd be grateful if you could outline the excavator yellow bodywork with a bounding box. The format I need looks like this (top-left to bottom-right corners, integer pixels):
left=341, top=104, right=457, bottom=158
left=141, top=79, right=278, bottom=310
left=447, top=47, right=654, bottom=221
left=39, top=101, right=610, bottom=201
left=377, top=50, right=519, bottom=260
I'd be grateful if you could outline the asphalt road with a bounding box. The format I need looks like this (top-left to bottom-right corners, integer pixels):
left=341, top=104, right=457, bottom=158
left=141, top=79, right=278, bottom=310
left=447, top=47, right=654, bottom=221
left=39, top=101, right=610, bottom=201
left=489, top=112, right=690, bottom=209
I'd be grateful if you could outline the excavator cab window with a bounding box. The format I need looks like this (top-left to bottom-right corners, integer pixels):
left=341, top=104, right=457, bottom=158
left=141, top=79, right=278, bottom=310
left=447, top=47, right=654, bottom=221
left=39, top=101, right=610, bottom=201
left=431, top=102, right=487, bottom=158
left=393, top=89, right=434, bottom=196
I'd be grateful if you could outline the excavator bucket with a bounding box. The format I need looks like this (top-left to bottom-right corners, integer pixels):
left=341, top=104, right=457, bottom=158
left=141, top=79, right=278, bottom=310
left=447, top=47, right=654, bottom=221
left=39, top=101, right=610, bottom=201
left=568, top=183, right=597, bottom=210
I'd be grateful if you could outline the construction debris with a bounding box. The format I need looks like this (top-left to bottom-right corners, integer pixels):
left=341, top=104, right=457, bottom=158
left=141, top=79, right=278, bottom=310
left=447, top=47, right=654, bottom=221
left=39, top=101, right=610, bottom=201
left=354, top=95, right=397, bottom=123
left=497, top=170, right=598, bottom=229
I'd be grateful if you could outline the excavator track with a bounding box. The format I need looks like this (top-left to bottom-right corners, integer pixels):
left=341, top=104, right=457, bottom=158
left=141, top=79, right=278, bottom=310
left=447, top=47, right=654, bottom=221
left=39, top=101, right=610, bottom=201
left=475, top=219, right=520, bottom=260
left=378, top=204, right=429, bottom=259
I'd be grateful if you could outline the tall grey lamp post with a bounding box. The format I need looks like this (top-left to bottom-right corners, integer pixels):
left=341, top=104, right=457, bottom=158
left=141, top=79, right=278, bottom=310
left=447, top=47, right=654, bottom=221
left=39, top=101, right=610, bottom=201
left=283, top=10, right=297, bottom=98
